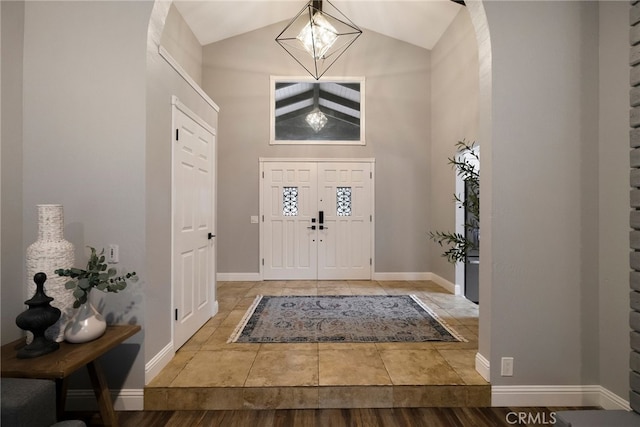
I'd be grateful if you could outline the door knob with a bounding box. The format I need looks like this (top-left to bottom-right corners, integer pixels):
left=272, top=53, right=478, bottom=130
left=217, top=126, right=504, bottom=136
left=307, top=225, right=316, bottom=230
left=208, top=232, right=215, bottom=239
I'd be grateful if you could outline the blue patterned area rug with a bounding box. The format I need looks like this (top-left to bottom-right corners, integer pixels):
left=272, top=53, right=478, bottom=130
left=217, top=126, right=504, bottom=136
left=228, top=295, right=466, bottom=343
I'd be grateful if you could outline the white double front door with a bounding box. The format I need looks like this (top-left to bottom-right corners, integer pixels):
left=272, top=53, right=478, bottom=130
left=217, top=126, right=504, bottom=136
left=261, top=160, right=374, bottom=280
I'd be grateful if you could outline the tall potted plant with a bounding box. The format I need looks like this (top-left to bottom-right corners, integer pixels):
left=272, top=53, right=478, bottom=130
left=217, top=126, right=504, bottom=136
left=429, top=140, right=479, bottom=264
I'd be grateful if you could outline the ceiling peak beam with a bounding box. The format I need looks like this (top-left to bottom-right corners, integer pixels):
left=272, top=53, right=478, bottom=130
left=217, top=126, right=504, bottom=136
left=276, top=89, right=360, bottom=116
left=276, top=89, right=316, bottom=110
left=276, top=105, right=359, bottom=126
left=319, top=90, right=360, bottom=112
left=324, top=108, right=360, bottom=126
left=335, top=82, right=361, bottom=92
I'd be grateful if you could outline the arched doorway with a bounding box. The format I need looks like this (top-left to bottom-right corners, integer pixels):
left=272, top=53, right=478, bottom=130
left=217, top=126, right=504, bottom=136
left=144, top=0, right=493, bottom=387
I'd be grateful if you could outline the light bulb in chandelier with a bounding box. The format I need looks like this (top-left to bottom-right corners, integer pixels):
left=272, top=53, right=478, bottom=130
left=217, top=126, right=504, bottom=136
left=306, top=108, right=328, bottom=132
left=296, top=12, right=338, bottom=60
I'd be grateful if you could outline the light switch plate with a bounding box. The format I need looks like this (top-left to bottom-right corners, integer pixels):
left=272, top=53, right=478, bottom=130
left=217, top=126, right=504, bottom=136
left=108, top=244, right=119, bottom=264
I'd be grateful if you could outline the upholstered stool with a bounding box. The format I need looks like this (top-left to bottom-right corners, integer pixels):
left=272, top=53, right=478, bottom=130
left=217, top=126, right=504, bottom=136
left=0, top=378, right=85, bottom=427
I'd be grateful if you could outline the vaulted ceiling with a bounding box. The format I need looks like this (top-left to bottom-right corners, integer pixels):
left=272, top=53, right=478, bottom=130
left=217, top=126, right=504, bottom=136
left=174, top=0, right=463, bottom=51
left=174, top=0, right=463, bottom=134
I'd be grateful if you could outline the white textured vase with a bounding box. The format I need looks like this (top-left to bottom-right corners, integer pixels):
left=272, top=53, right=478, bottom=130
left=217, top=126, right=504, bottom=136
left=26, top=204, right=75, bottom=342
left=64, top=300, right=107, bottom=343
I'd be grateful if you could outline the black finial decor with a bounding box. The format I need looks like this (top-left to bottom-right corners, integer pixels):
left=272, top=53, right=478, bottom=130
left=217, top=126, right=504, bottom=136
left=15, top=273, right=61, bottom=358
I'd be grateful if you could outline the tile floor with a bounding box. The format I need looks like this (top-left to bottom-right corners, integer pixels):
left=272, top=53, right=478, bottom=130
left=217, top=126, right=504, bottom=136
left=145, top=280, right=490, bottom=410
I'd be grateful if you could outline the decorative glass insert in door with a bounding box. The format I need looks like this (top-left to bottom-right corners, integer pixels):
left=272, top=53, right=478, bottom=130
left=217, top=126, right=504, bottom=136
left=283, top=187, right=299, bottom=216
left=337, top=187, right=352, bottom=216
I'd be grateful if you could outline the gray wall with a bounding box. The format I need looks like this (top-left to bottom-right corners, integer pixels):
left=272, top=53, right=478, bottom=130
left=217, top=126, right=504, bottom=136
left=160, top=3, right=203, bottom=86
left=145, top=0, right=218, bottom=365
left=429, top=8, right=480, bottom=284
left=18, top=0, right=151, bottom=391
left=202, top=23, right=432, bottom=275
left=1, top=0, right=25, bottom=343
left=485, top=0, right=594, bottom=386
left=479, top=0, right=627, bottom=399
left=598, top=0, right=629, bottom=401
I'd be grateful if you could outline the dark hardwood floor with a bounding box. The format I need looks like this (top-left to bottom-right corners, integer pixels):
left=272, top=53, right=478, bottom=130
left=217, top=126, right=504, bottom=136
left=69, top=406, right=594, bottom=427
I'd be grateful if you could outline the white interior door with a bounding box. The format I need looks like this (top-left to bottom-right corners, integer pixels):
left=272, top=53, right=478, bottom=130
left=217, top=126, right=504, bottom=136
left=262, top=160, right=373, bottom=280
left=172, top=99, right=216, bottom=350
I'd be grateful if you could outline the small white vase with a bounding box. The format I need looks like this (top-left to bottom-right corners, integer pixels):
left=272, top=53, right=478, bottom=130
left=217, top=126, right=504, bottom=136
left=64, top=300, right=107, bottom=343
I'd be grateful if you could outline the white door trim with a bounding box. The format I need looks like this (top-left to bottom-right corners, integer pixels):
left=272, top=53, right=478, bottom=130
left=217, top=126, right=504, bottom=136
left=172, top=96, right=216, bottom=135
left=259, top=158, right=375, bottom=280
left=454, top=145, right=480, bottom=297
left=259, top=157, right=376, bottom=164
left=161, top=48, right=220, bottom=112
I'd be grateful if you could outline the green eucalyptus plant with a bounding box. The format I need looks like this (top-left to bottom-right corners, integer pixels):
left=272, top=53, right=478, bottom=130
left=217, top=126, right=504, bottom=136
left=55, top=246, right=138, bottom=308
left=428, top=140, right=480, bottom=264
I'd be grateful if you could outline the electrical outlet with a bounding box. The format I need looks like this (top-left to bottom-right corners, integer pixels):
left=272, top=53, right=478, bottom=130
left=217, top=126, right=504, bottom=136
left=108, top=244, right=119, bottom=264
left=501, top=357, right=514, bottom=376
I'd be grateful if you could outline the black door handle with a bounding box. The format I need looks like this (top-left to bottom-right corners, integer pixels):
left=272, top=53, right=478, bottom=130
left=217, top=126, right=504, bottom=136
left=318, top=210, right=324, bottom=224
left=208, top=232, right=215, bottom=239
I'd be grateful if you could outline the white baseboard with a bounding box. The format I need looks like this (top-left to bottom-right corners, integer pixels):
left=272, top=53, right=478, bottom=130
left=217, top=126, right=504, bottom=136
left=145, top=341, right=174, bottom=384
left=373, top=272, right=457, bottom=295
left=66, top=389, right=144, bottom=411
left=475, top=352, right=490, bottom=382
left=373, top=272, right=430, bottom=281
left=427, top=272, right=457, bottom=294
left=217, top=272, right=458, bottom=290
left=491, top=385, right=629, bottom=409
left=599, top=386, right=632, bottom=410
left=221, top=272, right=433, bottom=282
left=144, top=299, right=218, bottom=385
left=217, top=272, right=261, bottom=281
left=212, top=300, right=219, bottom=316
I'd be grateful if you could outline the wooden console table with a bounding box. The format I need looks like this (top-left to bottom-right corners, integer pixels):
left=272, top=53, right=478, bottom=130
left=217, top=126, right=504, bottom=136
left=1, top=324, right=141, bottom=427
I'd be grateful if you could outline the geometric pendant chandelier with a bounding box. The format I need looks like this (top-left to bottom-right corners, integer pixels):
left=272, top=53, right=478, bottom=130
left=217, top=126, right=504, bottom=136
left=276, top=0, right=362, bottom=80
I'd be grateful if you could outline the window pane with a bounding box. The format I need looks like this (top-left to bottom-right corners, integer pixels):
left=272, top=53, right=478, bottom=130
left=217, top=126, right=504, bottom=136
left=283, top=187, right=298, bottom=216
left=337, top=187, right=352, bottom=216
